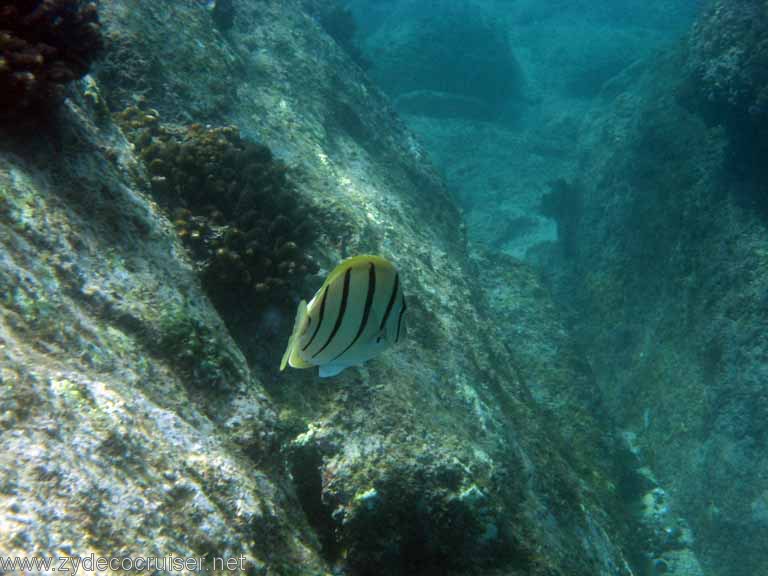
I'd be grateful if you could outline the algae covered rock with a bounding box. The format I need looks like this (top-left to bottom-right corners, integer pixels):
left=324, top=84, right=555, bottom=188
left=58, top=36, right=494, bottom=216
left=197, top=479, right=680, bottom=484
left=684, top=0, right=768, bottom=136
left=0, top=90, right=327, bottom=572
left=555, top=39, right=768, bottom=576
left=95, top=0, right=241, bottom=120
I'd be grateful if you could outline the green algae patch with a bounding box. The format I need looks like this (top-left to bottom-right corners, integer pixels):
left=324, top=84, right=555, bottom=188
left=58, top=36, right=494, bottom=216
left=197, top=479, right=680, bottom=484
left=154, top=297, right=243, bottom=389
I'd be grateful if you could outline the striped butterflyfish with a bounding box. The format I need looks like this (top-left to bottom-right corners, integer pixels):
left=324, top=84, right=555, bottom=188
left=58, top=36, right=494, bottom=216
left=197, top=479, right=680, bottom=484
left=280, top=255, right=407, bottom=378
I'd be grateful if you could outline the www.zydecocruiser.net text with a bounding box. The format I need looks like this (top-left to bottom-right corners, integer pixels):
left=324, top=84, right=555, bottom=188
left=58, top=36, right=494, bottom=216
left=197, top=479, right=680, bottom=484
left=0, top=554, right=249, bottom=574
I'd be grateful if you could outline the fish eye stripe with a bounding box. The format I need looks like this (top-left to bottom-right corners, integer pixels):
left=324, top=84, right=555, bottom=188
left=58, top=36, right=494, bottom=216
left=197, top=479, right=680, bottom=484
left=313, top=268, right=352, bottom=358
left=379, top=272, right=400, bottom=331
left=301, top=285, right=328, bottom=352
left=331, top=262, right=377, bottom=363
left=395, top=296, right=406, bottom=343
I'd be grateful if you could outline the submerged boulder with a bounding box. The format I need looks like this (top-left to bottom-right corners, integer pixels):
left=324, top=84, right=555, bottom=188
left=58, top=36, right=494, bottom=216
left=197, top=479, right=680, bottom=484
left=364, top=2, right=525, bottom=121
left=684, top=0, right=768, bottom=140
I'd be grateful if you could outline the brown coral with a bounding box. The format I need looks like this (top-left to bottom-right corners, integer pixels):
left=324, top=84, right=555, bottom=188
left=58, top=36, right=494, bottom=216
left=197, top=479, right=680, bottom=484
left=116, top=107, right=319, bottom=313
left=0, top=0, right=102, bottom=117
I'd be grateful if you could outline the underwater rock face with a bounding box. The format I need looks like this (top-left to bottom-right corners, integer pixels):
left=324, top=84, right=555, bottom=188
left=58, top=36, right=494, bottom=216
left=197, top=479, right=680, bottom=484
left=685, top=0, right=768, bottom=138
left=0, top=93, right=321, bottom=571
left=363, top=2, right=524, bottom=120
left=683, top=0, right=768, bottom=219
left=302, top=0, right=369, bottom=68
left=0, top=0, right=637, bottom=574
left=95, top=0, right=240, bottom=121
left=557, top=35, right=768, bottom=576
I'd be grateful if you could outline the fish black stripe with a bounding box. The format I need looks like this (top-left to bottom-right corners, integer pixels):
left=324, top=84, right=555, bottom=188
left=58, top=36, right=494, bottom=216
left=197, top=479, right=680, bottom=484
left=332, top=263, right=376, bottom=362
left=313, top=268, right=351, bottom=358
left=395, top=296, right=406, bottom=343
left=379, top=273, right=400, bottom=331
left=302, top=286, right=328, bottom=352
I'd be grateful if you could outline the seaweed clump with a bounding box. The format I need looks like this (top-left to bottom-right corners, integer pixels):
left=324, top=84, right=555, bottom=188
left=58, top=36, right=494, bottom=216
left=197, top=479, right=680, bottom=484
left=116, top=107, right=319, bottom=312
left=0, top=0, right=102, bottom=118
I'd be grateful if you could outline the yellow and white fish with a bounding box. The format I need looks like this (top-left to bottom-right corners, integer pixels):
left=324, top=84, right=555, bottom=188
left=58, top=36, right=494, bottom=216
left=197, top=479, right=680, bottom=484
left=280, top=255, right=407, bottom=378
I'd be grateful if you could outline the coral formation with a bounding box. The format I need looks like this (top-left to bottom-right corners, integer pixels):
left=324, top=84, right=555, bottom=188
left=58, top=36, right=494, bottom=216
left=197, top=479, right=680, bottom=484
left=287, top=433, right=510, bottom=574
left=116, top=106, right=319, bottom=312
left=0, top=0, right=102, bottom=117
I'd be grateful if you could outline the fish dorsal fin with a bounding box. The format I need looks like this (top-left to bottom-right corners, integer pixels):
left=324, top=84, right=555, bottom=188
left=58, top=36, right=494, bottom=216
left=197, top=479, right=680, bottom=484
left=320, top=255, right=396, bottom=291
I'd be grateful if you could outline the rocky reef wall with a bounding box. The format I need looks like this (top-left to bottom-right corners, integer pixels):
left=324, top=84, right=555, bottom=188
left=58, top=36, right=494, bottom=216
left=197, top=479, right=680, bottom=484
left=556, top=2, right=768, bottom=574
left=1, top=0, right=639, bottom=574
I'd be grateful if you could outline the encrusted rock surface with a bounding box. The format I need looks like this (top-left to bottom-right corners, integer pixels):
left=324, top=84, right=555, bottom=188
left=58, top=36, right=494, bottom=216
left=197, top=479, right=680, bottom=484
left=1, top=0, right=639, bottom=574
left=684, top=0, right=768, bottom=140
left=555, top=23, right=768, bottom=576
left=0, top=93, right=322, bottom=572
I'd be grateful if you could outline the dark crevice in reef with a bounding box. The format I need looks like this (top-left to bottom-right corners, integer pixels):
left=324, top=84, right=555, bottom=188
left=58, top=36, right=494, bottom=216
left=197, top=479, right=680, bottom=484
left=539, top=177, right=584, bottom=258
left=727, top=122, right=768, bottom=220
left=288, top=445, right=342, bottom=565
left=211, top=0, right=235, bottom=31
left=679, top=83, right=768, bottom=220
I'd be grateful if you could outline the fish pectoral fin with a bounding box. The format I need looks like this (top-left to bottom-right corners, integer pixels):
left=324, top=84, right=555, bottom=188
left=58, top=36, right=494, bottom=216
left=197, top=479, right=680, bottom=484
left=289, top=343, right=314, bottom=369
left=281, top=300, right=310, bottom=371
left=318, top=364, right=347, bottom=378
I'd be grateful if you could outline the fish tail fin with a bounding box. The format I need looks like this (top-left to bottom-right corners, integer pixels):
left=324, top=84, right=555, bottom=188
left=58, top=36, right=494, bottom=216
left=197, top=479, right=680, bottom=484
left=281, top=300, right=312, bottom=371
